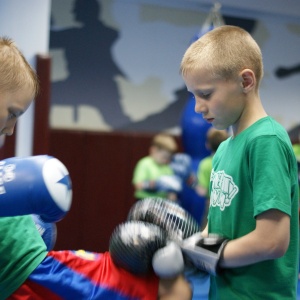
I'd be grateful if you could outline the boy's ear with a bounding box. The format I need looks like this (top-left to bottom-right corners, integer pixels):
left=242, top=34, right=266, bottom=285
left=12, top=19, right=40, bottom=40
left=240, top=69, right=255, bottom=92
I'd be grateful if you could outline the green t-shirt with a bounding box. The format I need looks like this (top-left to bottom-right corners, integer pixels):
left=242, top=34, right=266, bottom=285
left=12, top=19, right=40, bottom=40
left=208, top=117, right=299, bottom=300
left=197, top=155, right=213, bottom=198
left=132, top=156, right=174, bottom=199
left=0, top=215, right=47, bottom=299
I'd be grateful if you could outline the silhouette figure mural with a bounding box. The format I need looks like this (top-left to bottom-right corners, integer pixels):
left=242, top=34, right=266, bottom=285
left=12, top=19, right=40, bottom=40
left=121, top=86, right=190, bottom=131
left=50, top=0, right=131, bottom=129
left=275, top=64, right=300, bottom=78
left=50, top=0, right=259, bottom=135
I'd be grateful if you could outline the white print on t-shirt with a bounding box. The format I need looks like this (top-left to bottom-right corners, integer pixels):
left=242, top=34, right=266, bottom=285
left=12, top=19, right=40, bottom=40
left=210, top=169, right=239, bottom=211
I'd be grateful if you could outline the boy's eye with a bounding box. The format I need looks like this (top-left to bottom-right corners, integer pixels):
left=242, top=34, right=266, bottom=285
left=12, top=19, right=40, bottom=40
left=194, top=90, right=212, bottom=100
left=200, top=92, right=211, bottom=99
left=8, top=113, right=17, bottom=120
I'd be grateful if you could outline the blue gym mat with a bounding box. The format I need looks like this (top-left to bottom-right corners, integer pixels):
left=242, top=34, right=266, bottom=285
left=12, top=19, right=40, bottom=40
left=189, top=273, right=300, bottom=299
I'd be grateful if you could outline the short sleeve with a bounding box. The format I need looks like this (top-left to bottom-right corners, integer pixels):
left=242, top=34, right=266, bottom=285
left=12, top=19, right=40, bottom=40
left=249, top=136, right=292, bottom=217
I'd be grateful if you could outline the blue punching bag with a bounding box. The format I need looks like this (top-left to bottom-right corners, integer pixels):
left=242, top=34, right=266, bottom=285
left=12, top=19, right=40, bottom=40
left=181, top=95, right=212, bottom=161
left=180, top=94, right=211, bottom=224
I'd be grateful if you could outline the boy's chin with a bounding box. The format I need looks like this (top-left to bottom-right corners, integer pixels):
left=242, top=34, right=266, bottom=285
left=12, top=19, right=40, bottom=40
left=154, top=158, right=169, bottom=165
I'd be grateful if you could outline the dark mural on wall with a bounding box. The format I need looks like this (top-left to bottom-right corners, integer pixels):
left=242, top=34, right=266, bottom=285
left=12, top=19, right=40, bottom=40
left=275, top=64, right=300, bottom=141
left=121, top=86, right=189, bottom=131
left=275, top=64, right=300, bottom=78
left=50, top=0, right=131, bottom=129
left=50, top=0, right=258, bottom=132
left=274, top=54, right=300, bottom=141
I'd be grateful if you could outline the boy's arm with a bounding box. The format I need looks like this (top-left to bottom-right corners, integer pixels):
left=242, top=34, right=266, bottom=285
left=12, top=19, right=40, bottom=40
left=181, top=209, right=289, bottom=275
left=201, top=223, right=209, bottom=237
left=219, top=209, right=290, bottom=268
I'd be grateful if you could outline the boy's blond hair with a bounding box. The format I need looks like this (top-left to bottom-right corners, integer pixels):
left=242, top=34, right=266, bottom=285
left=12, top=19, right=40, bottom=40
left=152, top=133, right=178, bottom=153
left=180, top=25, right=263, bottom=90
left=0, top=37, right=39, bottom=96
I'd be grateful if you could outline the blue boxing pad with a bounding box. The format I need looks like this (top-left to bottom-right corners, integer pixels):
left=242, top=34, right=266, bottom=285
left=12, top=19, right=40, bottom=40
left=156, top=175, right=182, bottom=193
left=0, top=155, right=72, bottom=222
left=170, top=153, right=193, bottom=180
left=32, top=214, right=57, bottom=251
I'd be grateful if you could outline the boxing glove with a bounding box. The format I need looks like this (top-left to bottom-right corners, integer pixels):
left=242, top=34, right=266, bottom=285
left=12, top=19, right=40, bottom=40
left=142, top=175, right=182, bottom=193
left=127, top=197, right=200, bottom=242
left=155, top=175, right=182, bottom=193
left=181, top=232, right=229, bottom=276
left=32, top=214, right=57, bottom=251
left=126, top=198, right=203, bottom=277
left=109, top=221, right=184, bottom=278
left=0, top=155, right=72, bottom=222
left=152, top=241, right=184, bottom=278
left=170, top=153, right=193, bottom=179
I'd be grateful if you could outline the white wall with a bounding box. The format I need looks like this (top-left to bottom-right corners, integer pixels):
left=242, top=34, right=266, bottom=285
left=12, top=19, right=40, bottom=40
left=0, top=0, right=51, bottom=156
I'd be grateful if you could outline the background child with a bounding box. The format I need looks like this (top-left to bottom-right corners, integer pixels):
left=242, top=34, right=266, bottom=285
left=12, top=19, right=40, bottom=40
left=196, top=128, right=228, bottom=229
left=0, top=37, right=191, bottom=300
left=132, top=133, right=179, bottom=201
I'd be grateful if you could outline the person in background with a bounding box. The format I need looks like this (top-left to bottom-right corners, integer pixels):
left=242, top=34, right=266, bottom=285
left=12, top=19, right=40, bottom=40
left=291, top=134, right=300, bottom=279
left=0, top=36, right=46, bottom=300
left=196, top=128, right=228, bottom=229
left=292, top=137, right=300, bottom=190
left=0, top=36, right=191, bottom=300
left=132, top=133, right=179, bottom=201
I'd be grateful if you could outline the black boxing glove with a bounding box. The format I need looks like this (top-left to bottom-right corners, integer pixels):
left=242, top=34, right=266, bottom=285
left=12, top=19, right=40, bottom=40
left=126, top=198, right=202, bottom=277
left=127, top=197, right=200, bottom=242
left=181, top=232, right=229, bottom=276
left=109, top=221, right=184, bottom=278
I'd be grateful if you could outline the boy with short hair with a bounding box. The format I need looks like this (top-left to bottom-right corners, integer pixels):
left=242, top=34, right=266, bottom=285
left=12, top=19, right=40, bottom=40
left=132, top=133, right=179, bottom=201
left=0, top=37, right=45, bottom=300
left=181, top=25, right=299, bottom=299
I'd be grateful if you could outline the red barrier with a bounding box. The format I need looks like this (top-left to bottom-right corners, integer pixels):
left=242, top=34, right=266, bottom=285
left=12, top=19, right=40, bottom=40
left=33, top=54, right=51, bottom=155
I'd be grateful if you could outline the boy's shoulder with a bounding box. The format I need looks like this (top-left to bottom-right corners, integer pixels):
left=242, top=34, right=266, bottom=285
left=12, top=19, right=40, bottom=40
left=251, top=117, right=290, bottom=142
left=217, top=117, right=290, bottom=152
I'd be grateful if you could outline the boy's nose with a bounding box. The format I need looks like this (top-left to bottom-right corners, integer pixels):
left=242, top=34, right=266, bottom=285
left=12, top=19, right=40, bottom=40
left=2, top=119, right=17, bottom=136
left=194, top=98, right=207, bottom=114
